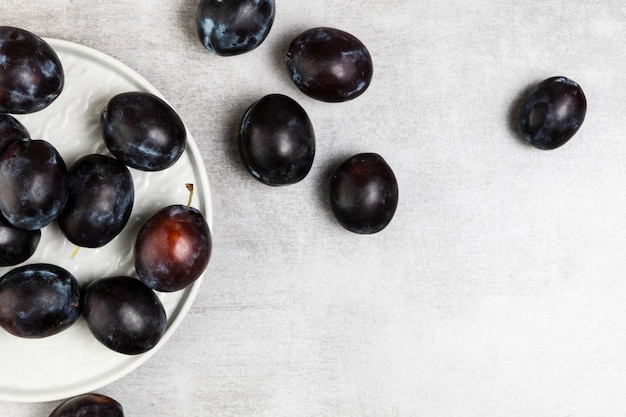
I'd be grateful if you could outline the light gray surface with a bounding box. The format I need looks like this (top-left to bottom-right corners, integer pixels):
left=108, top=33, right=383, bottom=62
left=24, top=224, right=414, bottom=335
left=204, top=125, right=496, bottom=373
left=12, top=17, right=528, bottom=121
left=3, top=1, right=626, bottom=416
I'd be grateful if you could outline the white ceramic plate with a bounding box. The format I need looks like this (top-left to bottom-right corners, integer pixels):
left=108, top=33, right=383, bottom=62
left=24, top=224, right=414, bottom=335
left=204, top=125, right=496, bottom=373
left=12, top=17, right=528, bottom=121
left=0, top=38, right=212, bottom=403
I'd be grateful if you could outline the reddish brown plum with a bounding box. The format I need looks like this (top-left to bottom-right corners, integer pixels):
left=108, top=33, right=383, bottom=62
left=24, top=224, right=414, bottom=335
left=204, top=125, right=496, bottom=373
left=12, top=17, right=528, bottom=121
left=48, top=393, right=124, bottom=417
left=196, top=0, right=275, bottom=56
left=285, top=27, right=373, bottom=102
left=134, top=204, right=211, bottom=292
left=330, top=153, right=398, bottom=234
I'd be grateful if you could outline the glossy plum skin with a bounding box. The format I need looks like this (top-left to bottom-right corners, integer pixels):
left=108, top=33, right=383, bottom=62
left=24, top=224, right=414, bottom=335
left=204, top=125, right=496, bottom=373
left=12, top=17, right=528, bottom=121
left=0, top=139, right=69, bottom=230
left=0, top=113, right=30, bottom=155
left=519, top=76, right=587, bottom=150
left=0, top=215, right=41, bottom=266
left=0, top=263, right=80, bottom=338
left=58, top=154, right=134, bottom=248
left=135, top=205, right=211, bottom=292
left=196, top=0, right=275, bottom=56
left=83, top=276, right=167, bottom=355
left=0, top=26, right=64, bottom=114
left=330, top=153, right=398, bottom=234
left=100, top=92, right=186, bottom=171
left=238, top=94, right=315, bottom=185
left=48, top=393, right=124, bottom=417
left=285, top=27, right=373, bottom=102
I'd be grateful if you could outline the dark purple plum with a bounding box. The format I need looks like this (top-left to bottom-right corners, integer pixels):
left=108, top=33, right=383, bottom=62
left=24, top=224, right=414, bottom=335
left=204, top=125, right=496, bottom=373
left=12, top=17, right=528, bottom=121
left=135, top=202, right=211, bottom=292
left=196, top=0, right=275, bottom=56
left=58, top=154, right=134, bottom=248
left=0, top=215, right=40, bottom=266
left=100, top=92, right=186, bottom=171
left=519, top=76, right=587, bottom=150
left=83, top=276, right=167, bottom=355
left=238, top=94, right=315, bottom=185
left=48, top=393, right=124, bottom=417
left=0, top=139, right=69, bottom=230
left=330, top=153, right=398, bottom=234
left=0, top=263, right=80, bottom=338
left=0, top=113, right=30, bottom=155
left=285, top=27, right=373, bottom=102
left=0, top=26, right=64, bottom=114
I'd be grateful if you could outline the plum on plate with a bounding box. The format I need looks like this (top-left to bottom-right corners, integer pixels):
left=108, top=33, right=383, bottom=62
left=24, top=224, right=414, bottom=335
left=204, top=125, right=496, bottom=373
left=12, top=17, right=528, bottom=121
left=100, top=91, right=186, bottom=171
left=0, top=26, right=64, bottom=114
left=0, top=215, right=41, bottom=266
left=0, top=263, right=80, bottom=338
left=0, top=139, right=69, bottom=230
left=83, top=276, right=167, bottom=355
left=0, top=113, right=30, bottom=155
left=135, top=186, right=211, bottom=292
left=58, top=154, right=134, bottom=248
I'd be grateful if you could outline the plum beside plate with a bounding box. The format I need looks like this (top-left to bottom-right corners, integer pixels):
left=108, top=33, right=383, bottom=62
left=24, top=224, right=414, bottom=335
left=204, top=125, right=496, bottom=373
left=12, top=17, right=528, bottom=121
left=0, top=39, right=212, bottom=403
left=285, top=27, right=373, bottom=102
left=196, top=0, right=276, bottom=56
left=518, top=76, right=587, bottom=150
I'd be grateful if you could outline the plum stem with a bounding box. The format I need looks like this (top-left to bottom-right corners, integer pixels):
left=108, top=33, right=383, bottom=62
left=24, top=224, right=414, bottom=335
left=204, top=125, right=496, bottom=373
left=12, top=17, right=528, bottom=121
left=71, top=246, right=81, bottom=258
left=185, top=183, right=194, bottom=208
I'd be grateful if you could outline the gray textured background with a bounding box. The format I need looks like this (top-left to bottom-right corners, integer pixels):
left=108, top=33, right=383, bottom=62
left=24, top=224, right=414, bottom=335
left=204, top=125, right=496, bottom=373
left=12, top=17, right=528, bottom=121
left=4, top=1, right=626, bottom=416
